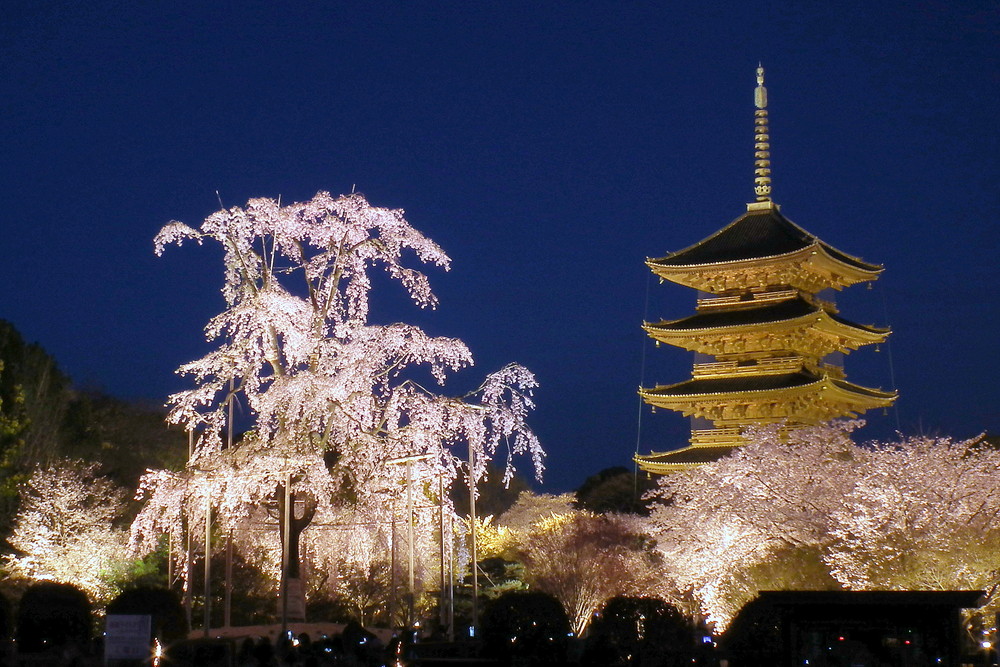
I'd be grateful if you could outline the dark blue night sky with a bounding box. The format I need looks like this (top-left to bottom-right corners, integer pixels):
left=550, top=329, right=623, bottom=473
left=3, top=2, right=998, bottom=491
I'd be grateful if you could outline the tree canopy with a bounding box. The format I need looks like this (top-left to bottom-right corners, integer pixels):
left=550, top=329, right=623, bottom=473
left=132, top=191, right=545, bottom=613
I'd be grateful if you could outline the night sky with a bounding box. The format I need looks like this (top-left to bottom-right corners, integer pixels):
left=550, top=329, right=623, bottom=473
left=3, top=2, right=998, bottom=492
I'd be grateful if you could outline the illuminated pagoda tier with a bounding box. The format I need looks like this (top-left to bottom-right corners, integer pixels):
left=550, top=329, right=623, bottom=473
left=635, top=67, right=895, bottom=475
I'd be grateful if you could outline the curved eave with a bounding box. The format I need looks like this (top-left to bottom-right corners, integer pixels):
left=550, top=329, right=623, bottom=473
left=640, top=375, right=896, bottom=409
left=634, top=445, right=737, bottom=473
left=648, top=243, right=882, bottom=291
left=644, top=309, right=890, bottom=348
left=830, top=378, right=898, bottom=401
left=648, top=207, right=882, bottom=273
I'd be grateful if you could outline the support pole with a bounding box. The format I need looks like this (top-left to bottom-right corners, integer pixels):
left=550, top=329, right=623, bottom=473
left=438, top=473, right=446, bottom=632
left=203, top=495, right=211, bottom=637
left=447, top=513, right=455, bottom=641
left=184, top=430, right=194, bottom=633
left=469, top=445, right=478, bottom=634
left=185, top=520, right=192, bottom=633
left=406, top=459, right=415, bottom=627
left=225, top=380, right=234, bottom=629
left=389, top=508, right=397, bottom=629
left=281, top=472, right=291, bottom=636
left=224, top=530, right=233, bottom=628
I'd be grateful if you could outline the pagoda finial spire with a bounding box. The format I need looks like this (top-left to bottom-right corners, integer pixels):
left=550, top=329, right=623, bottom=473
left=753, top=64, right=772, bottom=203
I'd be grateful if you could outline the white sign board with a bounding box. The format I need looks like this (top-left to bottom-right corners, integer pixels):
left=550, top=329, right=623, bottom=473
left=105, top=614, right=151, bottom=662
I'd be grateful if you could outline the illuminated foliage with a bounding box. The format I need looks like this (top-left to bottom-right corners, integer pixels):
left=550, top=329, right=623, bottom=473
left=647, top=421, right=1000, bottom=629
left=826, top=435, right=1000, bottom=599
left=6, top=460, right=132, bottom=603
left=497, top=490, right=575, bottom=534
left=132, top=192, right=543, bottom=613
left=522, top=510, right=663, bottom=635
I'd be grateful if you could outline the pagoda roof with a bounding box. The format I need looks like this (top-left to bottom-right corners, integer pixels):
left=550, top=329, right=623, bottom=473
left=645, top=371, right=820, bottom=396
left=649, top=206, right=881, bottom=272
left=646, top=296, right=888, bottom=335
left=640, top=371, right=897, bottom=425
left=634, top=445, right=738, bottom=473
left=642, top=371, right=895, bottom=400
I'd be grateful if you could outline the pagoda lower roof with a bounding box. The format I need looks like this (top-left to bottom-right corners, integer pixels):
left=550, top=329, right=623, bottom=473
left=634, top=445, right=738, bottom=473
left=641, top=371, right=896, bottom=400
left=648, top=206, right=880, bottom=272
left=646, top=296, right=888, bottom=335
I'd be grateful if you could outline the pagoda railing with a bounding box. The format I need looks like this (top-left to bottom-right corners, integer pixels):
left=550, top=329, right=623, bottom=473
left=691, top=427, right=743, bottom=446
left=696, top=289, right=836, bottom=312
left=696, top=289, right=797, bottom=309
left=693, top=356, right=803, bottom=377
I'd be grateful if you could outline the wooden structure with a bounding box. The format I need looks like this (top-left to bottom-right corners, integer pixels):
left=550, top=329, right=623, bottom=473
left=635, top=67, right=895, bottom=474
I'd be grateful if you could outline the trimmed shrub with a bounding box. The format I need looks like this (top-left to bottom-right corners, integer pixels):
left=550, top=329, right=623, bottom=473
left=17, top=582, right=91, bottom=653
left=481, top=590, right=570, bottom=665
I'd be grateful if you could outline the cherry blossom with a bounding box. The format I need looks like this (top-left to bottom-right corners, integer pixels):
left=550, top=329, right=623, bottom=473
left=133, top=192, right=543, bottom=614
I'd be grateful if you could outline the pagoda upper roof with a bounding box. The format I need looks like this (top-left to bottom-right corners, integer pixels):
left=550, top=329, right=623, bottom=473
left=646, top=296, right=888, bottom=335
left=649, top=206, right=881, bottom=272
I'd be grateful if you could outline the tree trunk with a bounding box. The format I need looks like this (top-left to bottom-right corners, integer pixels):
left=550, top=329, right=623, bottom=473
left=275, top=481, right=317, bottom=579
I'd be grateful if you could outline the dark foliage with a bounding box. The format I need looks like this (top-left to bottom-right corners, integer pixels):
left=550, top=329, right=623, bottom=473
left=61, top=390, right=188, bottom=495
left=575, top=466, right=657, bottom=515
left=0, top=320, right=72, bottom=535
left=0, top=590, right=12, bottom=642
left=107, top=586, right=187, bottom=645
left=451, top=462, right=530, bottom=518
left=183, top=548, right=277, bottom=628
left=481, top=590, right=570, bottom=665
left=0, top=320, right=188, bottom=541
left=17, top=582, right=91, bottom=653
left=583, top=596, right=694, bottom=667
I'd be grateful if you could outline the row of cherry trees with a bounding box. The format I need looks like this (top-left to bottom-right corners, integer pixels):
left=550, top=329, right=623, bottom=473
left=647, top=421, right=1000, bottom=629
left=11, top=421, right=999, bottom=634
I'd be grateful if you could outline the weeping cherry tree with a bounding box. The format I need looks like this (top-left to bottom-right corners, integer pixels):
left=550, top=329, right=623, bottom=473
left=130, top=192, right=544, bottom=621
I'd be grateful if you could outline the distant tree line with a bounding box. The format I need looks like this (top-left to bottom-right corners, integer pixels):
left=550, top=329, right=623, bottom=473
left=0, top=319, right=188, bottom=541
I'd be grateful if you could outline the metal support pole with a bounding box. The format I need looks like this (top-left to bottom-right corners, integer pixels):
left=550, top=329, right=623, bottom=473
left=389, top=510, right=397, bottom=629
left=406, top=459, right=415, bottom=627
left=185, top=520, right=192, bottom=632
left=224, top=379, right=234, bottom=630
left=438, top=473, right=446, bottom=632
left=224, top=529, right=233, bottom=628
left=448, top=513, right=455, bottom=641
left=469, top=445, right=478, bottom=634
left=227, top=378, right=234, bottom=450
left=203, top=495, right=211, bottom=637
left=281, top=472, right=291, bottom=636
left=384, top=453, right=432, bottom=631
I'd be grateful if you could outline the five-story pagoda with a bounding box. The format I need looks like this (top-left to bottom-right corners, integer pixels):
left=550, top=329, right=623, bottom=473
left=635, top=67, right=896, bottom=475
